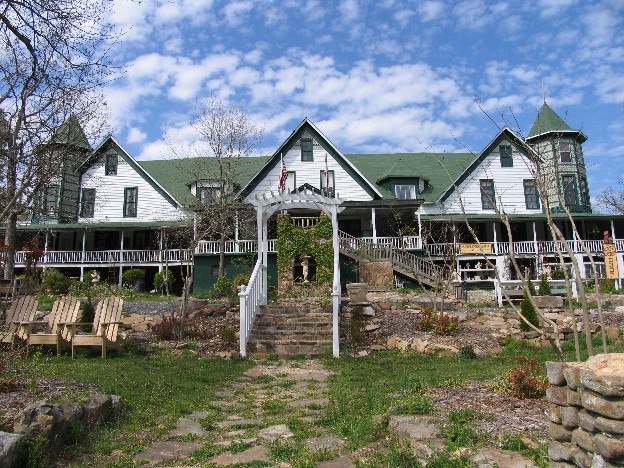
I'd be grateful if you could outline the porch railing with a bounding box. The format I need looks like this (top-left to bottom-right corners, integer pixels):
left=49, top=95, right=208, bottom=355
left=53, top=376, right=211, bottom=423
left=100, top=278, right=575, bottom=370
left=239, top=257, right=264, bottom=357
left=425, top=239, right=624, bottom=256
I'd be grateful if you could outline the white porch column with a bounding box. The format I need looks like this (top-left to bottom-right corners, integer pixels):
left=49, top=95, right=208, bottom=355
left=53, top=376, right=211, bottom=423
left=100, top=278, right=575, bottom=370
left=417, top=211, right=422, bottom=249
left=492, top=222, right=498, bottom=255
left=331, top=206, right=341, bottom=358
left=533, top=221, right=539, bottom=274
left=158, top=229, right=164, bottom=273
left=80, top=231, right=86, bottom=281
left=234, top=211, right=240, bottom=253
left=119, top=231, right=124, bottom=287
left=495, top=256, right=506, bottom=306
left=43, top=231, right=49, bottom=271
left=371, top=208, right=377, bottom=244
left=613, top=220, right=622, bottom=289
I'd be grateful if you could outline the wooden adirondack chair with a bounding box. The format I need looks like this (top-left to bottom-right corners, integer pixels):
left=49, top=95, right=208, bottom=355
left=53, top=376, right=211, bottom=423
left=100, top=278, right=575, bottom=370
left=19, top=296, right=81, bottom=354
left=65, top=296, right=124, bottom=358
left=1, top=296, right=39, bottom=345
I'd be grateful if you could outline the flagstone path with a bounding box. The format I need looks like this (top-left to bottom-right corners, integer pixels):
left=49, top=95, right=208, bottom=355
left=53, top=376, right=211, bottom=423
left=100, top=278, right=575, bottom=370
left=135, top=358, right=352, bottom=467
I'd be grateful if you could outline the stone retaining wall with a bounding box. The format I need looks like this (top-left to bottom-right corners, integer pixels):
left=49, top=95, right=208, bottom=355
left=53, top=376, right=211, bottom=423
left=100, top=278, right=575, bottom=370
left=546, top=354, right=624, bottom=467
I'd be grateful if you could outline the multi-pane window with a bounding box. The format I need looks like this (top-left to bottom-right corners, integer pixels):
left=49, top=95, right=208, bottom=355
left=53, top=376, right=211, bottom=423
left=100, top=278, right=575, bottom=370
left=320, top=170, right=335, bottom=197
left=199, top=187, right=221, bottom=204
left=559, top=141, right=571, bottom=163
left=579, top=177, right=589, bottom=206
left=105, top=153, right=118, bottom=175
left=44, top=186, right=58, bottom=215
left=499, top=145, right=513, bottom=167
left=523, top=180, right=540, bottom=210
left=480, top=179, right=495, bottom=209
left=81, top=188, right=96, bottom=218
left=301, top=138, right=313, bottom=161
left=562, top=175, right=576, bottom=206
left=395, top=184, right=417, bottom=200
left=124, top=187, right=138, bottom=217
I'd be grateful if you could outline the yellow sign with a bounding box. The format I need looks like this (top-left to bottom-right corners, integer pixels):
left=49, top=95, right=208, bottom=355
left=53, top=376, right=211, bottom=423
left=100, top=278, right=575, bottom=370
left=603, top=243, right=620, bottom=279
left=460, top=243, right=493, bottom=255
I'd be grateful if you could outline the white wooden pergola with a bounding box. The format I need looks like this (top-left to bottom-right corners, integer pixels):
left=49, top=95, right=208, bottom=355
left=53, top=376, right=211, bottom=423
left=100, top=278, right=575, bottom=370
left=248, top=190, right=345, bottom=357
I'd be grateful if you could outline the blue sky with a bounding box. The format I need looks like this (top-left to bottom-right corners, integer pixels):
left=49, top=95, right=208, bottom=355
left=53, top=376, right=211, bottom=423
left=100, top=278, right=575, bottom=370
left=103, top=0, right=624, bottom=207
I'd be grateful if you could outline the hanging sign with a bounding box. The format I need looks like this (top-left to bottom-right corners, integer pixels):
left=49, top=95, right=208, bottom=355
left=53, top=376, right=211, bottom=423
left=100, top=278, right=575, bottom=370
left=460, top=243, right=493, bottom=255
left=603, top=243, right=620, bottom=279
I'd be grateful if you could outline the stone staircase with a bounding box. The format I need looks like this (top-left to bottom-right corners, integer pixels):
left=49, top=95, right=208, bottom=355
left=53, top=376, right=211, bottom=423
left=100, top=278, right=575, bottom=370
left=246, top=302, right=333, bottom=357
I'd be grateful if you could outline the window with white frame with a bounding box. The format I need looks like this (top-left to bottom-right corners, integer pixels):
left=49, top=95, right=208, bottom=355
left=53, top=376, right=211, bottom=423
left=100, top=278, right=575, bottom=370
left=480, top=179, right=495, bottom=209
left=286, top=171, right=296, bottom=193
left=301, top=138, right=313, bottom=161
left=395, top=184, right=417, bottom=200
left=320, top=170, right=335, bottom=197
left=523, top=179, right=540, bottom=210
left=559, top=141, right=571, bottom=163
left=81, top=188, right=96, bottom=218
left=499, top=145, right=513, bottom=167
left=124, top=187, right=138, bottom=217
left=197, top=180, right=223, bottom=204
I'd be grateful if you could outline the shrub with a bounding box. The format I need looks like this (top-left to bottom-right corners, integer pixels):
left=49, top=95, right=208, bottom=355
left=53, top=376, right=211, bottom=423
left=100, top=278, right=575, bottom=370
left=41, top=269, right=71, bottom=295
left=458, top=345, right=477, bottom=359
left=519, top=281, right=540, bottom=332
left=416, top=308, right=459, bottom=336
left=232, top=273, right=250, bottom=289
left=219, top=327, right=236, bottom=344
left=538, top=274, right=551, bottom=296
left=151, top=315, right=179, bottom=340
left=503, top=357, right=548, bottom=399
left=122, top=268, right=145, bottom=287
left=208, top=276, right=235, bottom=299
left=154, top=268, right=174, bottom=293
left=81, top=296, right=95, bottom=324
left=551, top=269, right=565, bottom=280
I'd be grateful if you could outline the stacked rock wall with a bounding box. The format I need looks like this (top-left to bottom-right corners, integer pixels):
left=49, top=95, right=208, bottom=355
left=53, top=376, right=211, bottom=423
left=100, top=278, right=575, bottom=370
left=546, top=354, right=624, bottom=467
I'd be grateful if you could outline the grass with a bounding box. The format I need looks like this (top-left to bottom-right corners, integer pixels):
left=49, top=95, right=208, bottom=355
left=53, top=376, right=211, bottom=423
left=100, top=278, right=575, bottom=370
left=28, top=351, right=253, bottom=465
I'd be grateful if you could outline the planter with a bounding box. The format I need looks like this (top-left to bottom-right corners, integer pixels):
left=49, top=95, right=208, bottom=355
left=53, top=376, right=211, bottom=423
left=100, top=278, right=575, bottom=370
left=347, top=282, right=369, bottom=303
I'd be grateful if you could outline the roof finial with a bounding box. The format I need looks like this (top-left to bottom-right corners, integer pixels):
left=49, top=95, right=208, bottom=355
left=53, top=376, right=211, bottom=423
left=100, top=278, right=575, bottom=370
left=541, top=74, right=546, bottom=104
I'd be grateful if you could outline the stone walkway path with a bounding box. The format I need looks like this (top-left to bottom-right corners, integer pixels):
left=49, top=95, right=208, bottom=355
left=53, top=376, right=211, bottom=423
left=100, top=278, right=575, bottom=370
left=135, top=359, right=352, bottom=467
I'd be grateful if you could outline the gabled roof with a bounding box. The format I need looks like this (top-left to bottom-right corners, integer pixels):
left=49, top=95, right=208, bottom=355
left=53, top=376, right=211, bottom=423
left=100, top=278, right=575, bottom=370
left=51, top=114, right=92, bottom=150
left=437, top=127, right=529, bottom=203
left=238, top=118, right=383, bottom=199
left=345, top=152, right=473, bottom=202
left=77, top=135, right=183, bottom=208
left=527, top=103, right=587, bottom=143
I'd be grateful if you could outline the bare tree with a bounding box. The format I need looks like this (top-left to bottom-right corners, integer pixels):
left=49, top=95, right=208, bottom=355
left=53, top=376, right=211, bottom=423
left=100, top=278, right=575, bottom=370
left=597, top=176, right=624, bottom=214
left=0, top=0, right=115, bottom=279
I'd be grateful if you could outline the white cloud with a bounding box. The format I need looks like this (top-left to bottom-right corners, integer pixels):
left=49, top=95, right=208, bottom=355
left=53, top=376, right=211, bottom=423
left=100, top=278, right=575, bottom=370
left=339, top=0, right=360, bottom=22
left=127, top=127, right=147, bottom=144
left=222, top=1, right=255, bottom=27
left=537, top=0, right=577, bottom=18
left=419, top=1, right=445, bottom=22
left=453, top=0, right=491, bottom=30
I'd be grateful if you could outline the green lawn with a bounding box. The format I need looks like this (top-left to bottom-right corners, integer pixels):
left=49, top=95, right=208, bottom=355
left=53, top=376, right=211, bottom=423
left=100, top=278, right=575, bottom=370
left=21, top=334, right=623, bottom=467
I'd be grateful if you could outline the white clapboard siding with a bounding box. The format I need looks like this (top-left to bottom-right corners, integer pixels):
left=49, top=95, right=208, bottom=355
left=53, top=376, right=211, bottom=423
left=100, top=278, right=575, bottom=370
left=80, top=157, right=192, bottom=222
left=245, top=143, right=372, bottom=202
left=422, top=140, right=541, bottom=215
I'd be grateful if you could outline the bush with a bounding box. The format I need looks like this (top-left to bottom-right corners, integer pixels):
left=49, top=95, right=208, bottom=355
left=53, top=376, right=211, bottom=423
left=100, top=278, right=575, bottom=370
left=519, top=281, right=540, bottom=332
left=208, top=276, right=235, bottom=299
left=232, top=273, right=250, bottom=289
left=538, top=274, right=551, bottom=296
left=81, top=296, right=95, bottom=324
left=219, top=327, right=236, bottom=344
left=151, top=315, right=179, bottom=340
left=551, top=269, right=565, bottom=280
left=154, top=268, right=174, bottom=293
left=122, top=268, right=145, bottom=287
left=416, top=308, right=459, bottom=336
left=41, top=269, right=71, bottom=295
left=504, top=357, right=548, bottom=399
left=458, top=345, right=477, bottom=359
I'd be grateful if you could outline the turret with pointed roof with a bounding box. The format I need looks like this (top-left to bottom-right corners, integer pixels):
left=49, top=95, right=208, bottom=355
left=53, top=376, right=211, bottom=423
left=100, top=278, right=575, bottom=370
left=527, top=103, right=591, bottom=213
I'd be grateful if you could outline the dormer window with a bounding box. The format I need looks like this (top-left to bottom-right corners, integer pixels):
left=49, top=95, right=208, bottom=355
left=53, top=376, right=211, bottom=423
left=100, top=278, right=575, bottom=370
left=301, top=138, right=313, bottom=161
left=559, top=141, right=571, bottom=163
left=44, top=186, right=58, bottom=215
left=196, top=180, right=223, bottom=204
left=105, top=153, right=118, bottom=175
left=395, top=185, right=417, bottom=200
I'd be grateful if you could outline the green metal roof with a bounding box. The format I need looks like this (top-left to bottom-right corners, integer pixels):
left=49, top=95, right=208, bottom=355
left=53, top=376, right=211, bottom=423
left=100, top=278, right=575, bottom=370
left=527, top=103, right=586, bottom=142
left=345, top=152, right=474, bottom=202
left=51, top=114, right=92, bottom=150
left=139, top=156, right=270, bottom=206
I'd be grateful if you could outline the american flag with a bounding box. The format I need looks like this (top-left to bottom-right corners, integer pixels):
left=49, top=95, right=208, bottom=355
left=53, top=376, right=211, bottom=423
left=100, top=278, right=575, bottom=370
left=278, top=154, right=288, bottom=193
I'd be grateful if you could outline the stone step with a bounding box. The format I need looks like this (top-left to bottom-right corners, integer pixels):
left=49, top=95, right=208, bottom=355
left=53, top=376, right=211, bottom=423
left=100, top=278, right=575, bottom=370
left=249, top=333, right=331, bottom=342
left=253, top=321, right=332, bottom=328
left=247, top=341, right=331, bottom=357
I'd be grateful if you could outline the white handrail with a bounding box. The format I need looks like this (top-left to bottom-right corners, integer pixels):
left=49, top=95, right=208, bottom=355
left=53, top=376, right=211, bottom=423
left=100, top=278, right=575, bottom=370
left=239, top=257, right=264, bottom=357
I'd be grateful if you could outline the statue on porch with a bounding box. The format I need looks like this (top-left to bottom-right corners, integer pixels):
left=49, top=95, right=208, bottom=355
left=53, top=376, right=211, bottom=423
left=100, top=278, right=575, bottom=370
left=301, top=255, right=311, bottom=282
